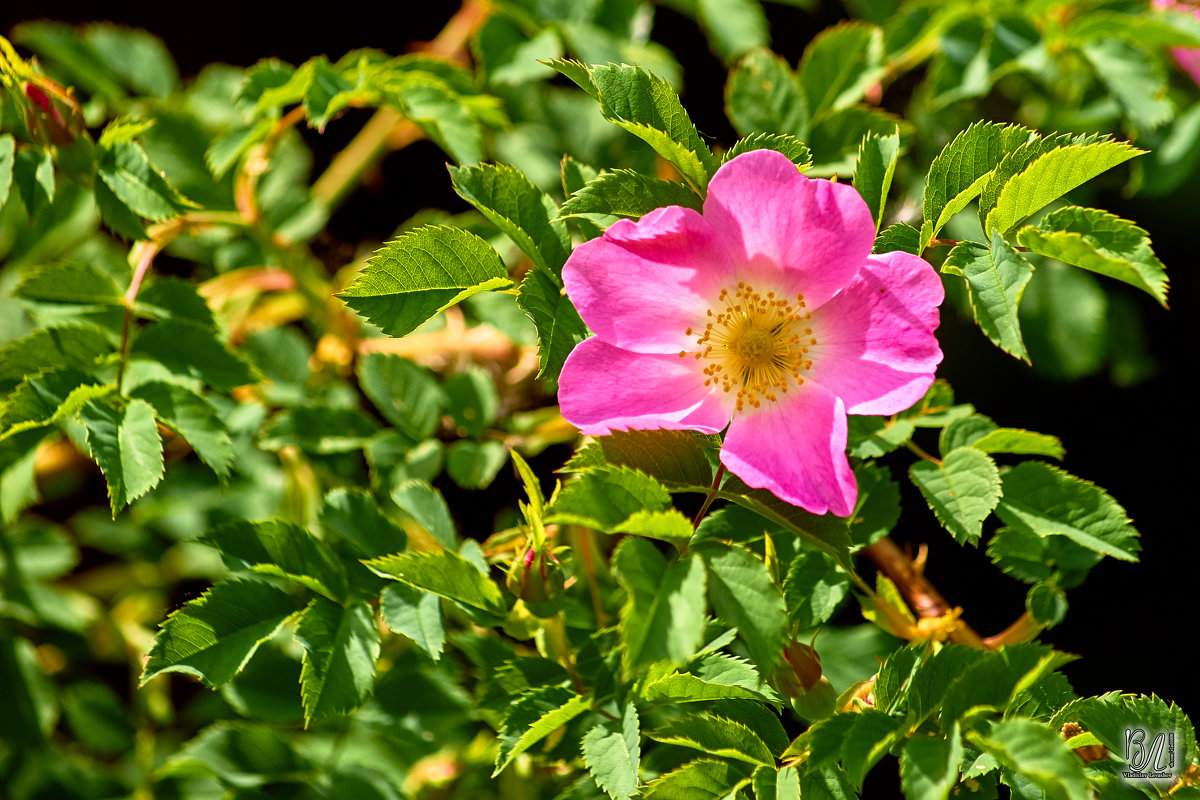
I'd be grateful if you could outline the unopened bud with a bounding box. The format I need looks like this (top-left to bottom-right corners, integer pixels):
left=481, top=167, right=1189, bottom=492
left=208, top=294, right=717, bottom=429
left=506, top=546, right=565, bottom=618
left=21, top=80, right=79, bottom=147
left=772, top=639, right=824, bottom=697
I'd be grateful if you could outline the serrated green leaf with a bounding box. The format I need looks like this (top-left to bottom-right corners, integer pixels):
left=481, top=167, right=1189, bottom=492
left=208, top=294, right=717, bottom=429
left=723, top=134, right=813, bottom=169
left=83, top=24, right=177, bottom=97
left=841, top=708, right=905, bottom=786
left=798, top=22, right=884, bottom=123
left=97, top=116, right=156, bottom=148
left=696, top=543, right=788, bottom=675
left=570, top=429, right=718, bottom=490
left=16, top=263, right=123, bottom=305
left=205, top=519, right=348, bottom=601
left=853, top=126, right=899, bottom=233
left=612, top=538, right=707, bottom=679
left=901, top=723, right=963, bottom=800
left=806, top=106, right=902, bottom=176
left=80, top=398, right=163, bottom=515
left=340, top=225, right=511, bottom=338
left=129, top=381, right=233, bottom=478
left=319, top=489, right=407, bottom=558
left=446, top=439, right=508, bottom=490
left=495, top=686, right=590, bottom=775
left=909, top=447, right=1001, bottom=546
left=357, top=352, right=443, bottom=440
left=516, top=267, right=590, bottom=381
left=849, top=461, right=901, bottom=549
left=650, top=713, right=774, bottom=766
left=390, top=480, right=456, bottom=548
left=644, top=758, right=751, bottom=799
left=546, top=465, right=672, bottom=532
left=294, top=596, right=379, bottom=725
left=94, top=176, right=148, bottom=240
left=945, top=232, right=1034, bottom=361
left=1081, top=39, right=1173, bottom=131
left=258, top=405, right=378, bottom=454
left=984, top=139, right=1144, bottom=236
left=584, top=702, right=641, bottom=799
left=303, top=57, right=354, bottom=131
left=873, top=222, right=921, bottom=255
left=13, top=147, right=54, bottom=216
left=393, top=80, right=486, bottom=165
left=380, top=583, right=444, bottom=661
left=1015, top=206, right=1168, bottom=307
left=559, top=169, right=701, bottom=225
left=141, top=578, right=296, bottom=687
left=783, top=551, right=850, bottom=630
left=131, top=319, right=256, bottom=390
left=995, top=461, right=1139, bottom=562
left=1050, top=693, right=1198, bottom=776
left=449, top=163, right=570, bottom=275
left=969, top=718, right=1089, bottom=800
left=941, top=643, right=1067, bottom=725
left=971, top=428, right=1063, bottom=459
left=641, top=653, right=779, bottom=705
left=753, top=765, right=800, bottom=800
left=908, top=644, right=987, bottom=725
left=444, top=366, right=498, bottom=439
left=725, top=49, right=808, bottom=140
left=0, top=369, right=112, bottom=442
left=365, top=548, right=507, bottom=615
left=0, top=325, right=112, bottom=393
left=921, top=121, right=1034, bottom=247
left=97, top=141, right=190, bottom=221
left=160, top=720, right=309, bottom=783
left=847, top=415, right=916, bottom=458
left=1026, top=583, right=1067, bottom=628
left=136, top=277, right=217, bottom=328
left=205, top=120, right=271, bottom=179
left=0, top=135, right=15, bottom=213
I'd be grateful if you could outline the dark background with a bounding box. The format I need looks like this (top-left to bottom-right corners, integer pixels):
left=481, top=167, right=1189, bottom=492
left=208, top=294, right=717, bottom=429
left=4, top=0, right=1196, bottom=728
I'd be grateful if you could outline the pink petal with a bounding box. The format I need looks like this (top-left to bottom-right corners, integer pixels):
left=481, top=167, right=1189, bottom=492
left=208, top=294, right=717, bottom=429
left=806, top=251, right=944, bottom=416
left=721, top=384, right=856, bottom=517
left=562, top=205, right=735, bottom=354
left=558, top=337, right=734, bottom=435
left=703, top=150, right=875, bottom=309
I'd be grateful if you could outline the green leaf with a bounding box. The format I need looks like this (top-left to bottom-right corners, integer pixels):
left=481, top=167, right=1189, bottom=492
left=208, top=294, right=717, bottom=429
left=129, top=382, right=233, bottom=478
left=340, top=225, right=512, bottom=338
left=547, top=465, right=672, bottom=532
left=983, top=139, right=1144, bottom=236
left=61, top=681, right=135, bottom=756
left=365, top=548, right=507, bottom=615
left=783, top=551, right=850, bottom=630
left=95, top=176, right=148, bottom=240
left=798, top=22, right=884, bottom=123
left=357, top=353, right=444, bottom=441
left=995, top=462, right=1140, bottom=562
left=131, top=319, right=257, bottom=390
left=13, top=147, right=54, bottom=215
left=0, top=369, right=112, bottom=442
left=644, top=759, right=751, bottom=799
left=83, top=24, right=178, bottom=96
left=390, top=480, right=456, bottom=548
left=583, top=702, right=641, bottom=799
left=840, top=709, right=906, bottom=786
left=320, top=489, right=407, bottom=558
left=901, top=723, right=963, bottom=800
left=444, top=366, right=498, bottom=439
left=204, top=519, right=349, bottom=601
left=849, top=461, right=901, bottom=549
left=650, top=713, right=774, bottom=766
left=295, top=596, right=380, bottom=725
left=696, top=543, right=788, bottom=675
left=1015, top=206, right=1168, bottom=307
left=494, top=686, right=590, bottom=775
left=97, top=116, right=156, bottom=148
left=725, top=49, right=808, bottom=140
left=968, top=718, right=1089, bottom=800
left=1050, top=693, right=1198, bottom=775
left=697, top=0, right=770, bottom=64
left=939, top=643, right=1067, bottom=724
left=97, top=141, right=190, bottom=221
left=560, top=169, right=701, bottom=225
left=873, top=222, right=920, bottom=256
left=303, top=57, right=354, bottom=131
left=642, top=653, right=779, bottom=705
left=753, top=765, right=800, bottom=800
left=907, top=645, right=987, bottom=725
left=516, top=267, right=590, bottom=381
left=971, top=428, right=1064, bottom=460
left=136, top=277, right=217, bottom=327
left=1027, top=583, right=1067, bottom=627
left=258, top=405, right=379, bottom=454
left=141, top=578, right=296, bottom=687
left=445, top=439, right=506, bottom=490
left=612, top=538, right=707, bottom=679
left=853, top=126, right=900, bottom=233
left=1081, top=39, right=1173, bottom=131
left=0, top=325, right=112, bottom=393
left=15, top=263, right=123, bottom=305
left=807, top=106, right=901, bottom=176
left=449, top=163, right=571, bottom=275
left=380, top=583, right=444, bottom=661
left=161, top=721, right=309, bottom=784
left=0, top=134, right=15, bottom=213
left=553, top=61, right=717, bottom=191
left=944, top=232, right=1035, bottom=361
left=393, top=80, right=485, bottom=165
left=724, top=134, right=813, bottom=169
left=80, top=398, right=163, bottom=515
left=909, top=447, right=1001, bottom=545
left=568, top=429, right=718, bottom=490
left=920, top=121, right=1034, bottom=247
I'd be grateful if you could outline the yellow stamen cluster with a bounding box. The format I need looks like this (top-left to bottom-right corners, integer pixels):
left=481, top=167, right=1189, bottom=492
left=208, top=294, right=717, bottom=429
left=678, top=281, right=816, bottom=412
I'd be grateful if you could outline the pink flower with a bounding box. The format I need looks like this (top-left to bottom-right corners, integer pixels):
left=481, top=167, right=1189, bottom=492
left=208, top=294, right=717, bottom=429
left=557, top=150, right=944, bottom=516
left=1154, top=0, right=1200, bottom=86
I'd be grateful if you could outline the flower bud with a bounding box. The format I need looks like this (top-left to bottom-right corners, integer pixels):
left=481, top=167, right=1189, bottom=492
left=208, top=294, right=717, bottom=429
left=506, top=546, right=565, bottom=618
left=21, top=79, right=82, bottom=147
left=789, top=677, right=836, bottom=722
left=773, top=639, right=836, bottom=721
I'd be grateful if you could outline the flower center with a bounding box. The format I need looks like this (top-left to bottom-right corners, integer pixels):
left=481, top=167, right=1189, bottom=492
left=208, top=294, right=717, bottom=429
left=680, top=282, right=816, bottom=411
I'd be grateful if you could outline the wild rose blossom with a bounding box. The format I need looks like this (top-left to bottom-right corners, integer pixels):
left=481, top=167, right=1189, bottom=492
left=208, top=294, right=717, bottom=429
left=557, top=150, right=944, bottom=516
